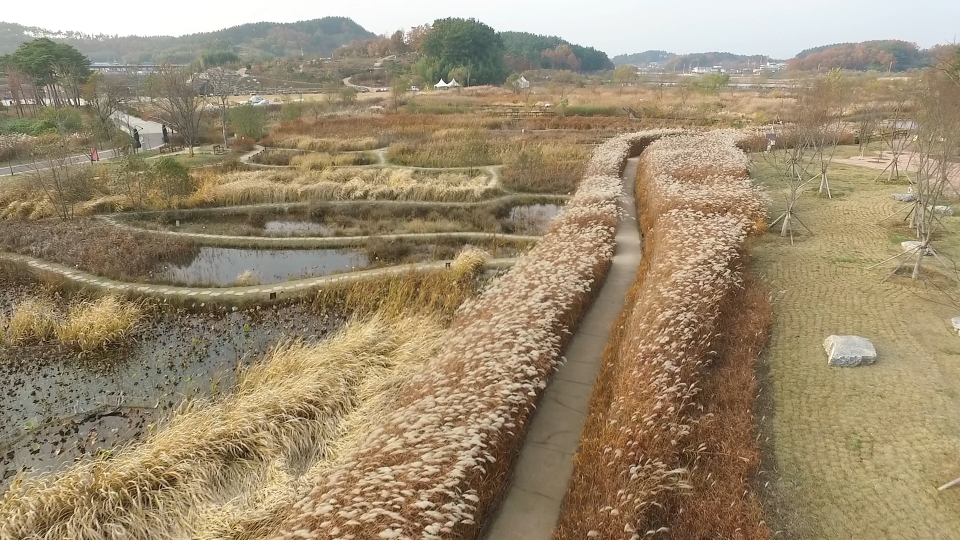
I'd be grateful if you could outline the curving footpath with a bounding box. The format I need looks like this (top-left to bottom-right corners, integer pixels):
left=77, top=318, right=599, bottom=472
left=107, top=192, right=569, bottom=221
left=484, top=157, right=644, bottom=540
left=100, top=215, right=541, bottom=249
left=0, top=252, right=516, bottom=304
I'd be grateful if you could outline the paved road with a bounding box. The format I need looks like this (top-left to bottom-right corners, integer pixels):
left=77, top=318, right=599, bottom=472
left=0, top=112, right=165, bottom=177
left=484, top=157, right=644, bottom=540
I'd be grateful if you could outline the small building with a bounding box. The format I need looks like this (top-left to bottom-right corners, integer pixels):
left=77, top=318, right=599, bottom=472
left=514, top=76, right=530, bottom=89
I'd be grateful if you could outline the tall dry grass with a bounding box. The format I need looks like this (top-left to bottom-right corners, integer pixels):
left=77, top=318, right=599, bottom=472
left=289, top=152, right=375, bottom=171
left=267, top=135, right=384, bottom=152
left=554, top=130, right=770, bottom=540
left=0, top=315, right=446, bottom=540
left=55, top=296, right=144, bottom=351
left=2, top=295, right=142, bottom=351
left=263, top=130, right=679, bottom=540
left=3, top=297, right=58, bottom=344
left=189, top=167, right=498, bottom=207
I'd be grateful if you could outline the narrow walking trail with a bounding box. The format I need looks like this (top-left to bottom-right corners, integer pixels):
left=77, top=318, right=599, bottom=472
left=0, top=251, right=516, bottom=304
left=484, top=157, right=643, bottom=540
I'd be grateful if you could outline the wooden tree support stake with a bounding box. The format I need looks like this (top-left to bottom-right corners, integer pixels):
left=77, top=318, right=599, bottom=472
left=938, top=476, right=960, bottom=491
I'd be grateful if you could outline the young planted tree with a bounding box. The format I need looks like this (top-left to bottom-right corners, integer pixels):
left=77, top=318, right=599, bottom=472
left=762, top=122, right=814, bottom=243
left=802, top=70, right=848, bottom=198
left=873, top=82, right=912, bottom=182
left=881, top=72, right=960, bottom=280
left=146, top=64, right=204, bottom=156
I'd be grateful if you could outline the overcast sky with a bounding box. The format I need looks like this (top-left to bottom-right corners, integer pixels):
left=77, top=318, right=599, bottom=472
left=4, top=0, right=959, bottom=58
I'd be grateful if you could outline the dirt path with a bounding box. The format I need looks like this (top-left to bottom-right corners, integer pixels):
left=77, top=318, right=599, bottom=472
left=483, top=157, right=643, bottom=540
left=0, top=251, right=516, bottom=305
left=753, top=161, right=960, bottom=538
left=835, top=152, right=960, bottom=193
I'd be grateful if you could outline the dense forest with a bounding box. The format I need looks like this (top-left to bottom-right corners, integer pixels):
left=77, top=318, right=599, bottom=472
left=0, top=18, right=374, bottom=64
left=789, top=40, right=930, bottom=71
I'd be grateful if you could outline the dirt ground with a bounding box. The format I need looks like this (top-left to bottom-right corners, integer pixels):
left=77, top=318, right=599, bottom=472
left=751, top=156, right=960, bottom=539
left=834, top=151, right=960, bottom=193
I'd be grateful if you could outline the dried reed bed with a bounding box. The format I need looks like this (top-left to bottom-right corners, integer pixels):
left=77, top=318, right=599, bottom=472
left=312, top=248, right=489, bottom=321
left=260, top=130, right=679, bottom=540
left=555, top=131, right=770, bottom=540
left=1, top=295, right=142, bottom=350
left=190, top=168, right=498, bottom=207
left=0, top=315, right=446, bottom=540
left=289, top=152, right=376, bottom=171
left=268, top=135, right=383, bottom=153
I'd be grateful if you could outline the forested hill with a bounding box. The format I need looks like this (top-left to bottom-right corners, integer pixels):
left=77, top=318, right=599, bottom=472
left=0, top=17, right=375, bottom=63
left=789, top=40, right=930, bottom=71
left=499, top=31, right=613, bottom=72
left=612, top=50, right=675, bottom=65
left=613, top=50, right=767, bottom=69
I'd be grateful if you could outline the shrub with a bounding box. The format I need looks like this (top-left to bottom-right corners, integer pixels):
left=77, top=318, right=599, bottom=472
left=229, top=135, right=256, bottom=152
left=364, top=238, right=413, bottom=263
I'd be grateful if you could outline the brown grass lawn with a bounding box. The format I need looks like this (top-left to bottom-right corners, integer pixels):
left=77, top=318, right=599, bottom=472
left=752, top=158, right=960, bottom=538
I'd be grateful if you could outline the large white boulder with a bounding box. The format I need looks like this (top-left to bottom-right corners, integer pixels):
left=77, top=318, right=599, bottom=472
left=823, top=335, right=877, bottom=367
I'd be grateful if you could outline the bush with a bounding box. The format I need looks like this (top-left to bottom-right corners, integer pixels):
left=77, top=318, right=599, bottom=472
left=364, top=238, right=412, bottom=263
left=230, top=104, right=266, bottom=139
left=229, top=136, right=256, bottom=152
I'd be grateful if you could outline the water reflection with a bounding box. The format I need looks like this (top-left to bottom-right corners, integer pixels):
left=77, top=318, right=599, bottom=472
left=159, top=247, right=369, bottom=286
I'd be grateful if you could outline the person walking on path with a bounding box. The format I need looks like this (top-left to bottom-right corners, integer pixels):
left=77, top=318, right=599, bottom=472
left=132, top=128, right=142, bottom=154
left=162, top=124, right=170, bottom=145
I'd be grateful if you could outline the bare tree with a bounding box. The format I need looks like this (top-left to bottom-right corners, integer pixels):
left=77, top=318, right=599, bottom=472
left=82, top=72, right=127, bottom=144
left=204, top=66, right=242, bottom=149
left=146, top=64, right=204, bottom=156
left=851, top=80, right=882, bottom=158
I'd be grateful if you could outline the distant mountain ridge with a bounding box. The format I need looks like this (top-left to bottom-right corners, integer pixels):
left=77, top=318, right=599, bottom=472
left=613, top=50, right=769, bottom=70
left=0, top=18, right=375, bottom=63
left=616, top=40, right=938, bottom=72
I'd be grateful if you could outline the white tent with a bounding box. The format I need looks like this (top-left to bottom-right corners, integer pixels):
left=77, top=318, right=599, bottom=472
left=447, top=79, right=461, bottom=88
left=435, top=79, right=449, bottom=89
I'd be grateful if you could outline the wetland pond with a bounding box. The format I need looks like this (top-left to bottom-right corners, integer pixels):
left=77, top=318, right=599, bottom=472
left=0, top=297, right=340, bottom=490
left=156, top=247, right=370, bottom=286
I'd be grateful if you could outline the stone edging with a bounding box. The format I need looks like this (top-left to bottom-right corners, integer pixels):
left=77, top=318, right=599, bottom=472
left=0, top=252, right=516, bottom=304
